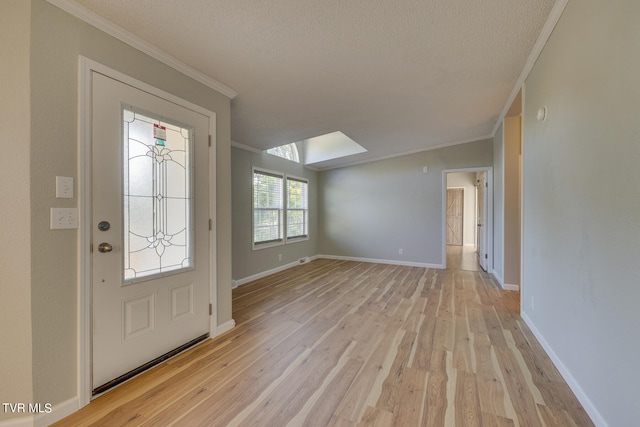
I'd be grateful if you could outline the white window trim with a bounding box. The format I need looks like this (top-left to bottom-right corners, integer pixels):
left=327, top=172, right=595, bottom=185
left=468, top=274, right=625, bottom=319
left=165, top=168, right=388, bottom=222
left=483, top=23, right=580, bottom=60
left=251, top=168, right=310, bottom=250
left=285, top=174, right=309, bottom=244
left=252, top=167, right=285, bottom=250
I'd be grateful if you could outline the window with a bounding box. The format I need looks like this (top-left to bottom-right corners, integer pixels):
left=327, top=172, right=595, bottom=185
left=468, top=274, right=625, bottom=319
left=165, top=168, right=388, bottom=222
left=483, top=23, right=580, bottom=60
left=252, top=169, right=309, bottom=248
left=253, top=170, right=283, bottom=246
left=287, top=177, right=308, bottom=240
left=122, top=108, right=194, bottom=282
left=266, top=143, right=300, bottom=163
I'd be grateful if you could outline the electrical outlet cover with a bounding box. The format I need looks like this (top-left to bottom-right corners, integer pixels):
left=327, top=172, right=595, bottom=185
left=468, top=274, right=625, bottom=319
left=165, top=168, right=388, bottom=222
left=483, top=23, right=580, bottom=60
left=50, top=208, right=78, bottom=229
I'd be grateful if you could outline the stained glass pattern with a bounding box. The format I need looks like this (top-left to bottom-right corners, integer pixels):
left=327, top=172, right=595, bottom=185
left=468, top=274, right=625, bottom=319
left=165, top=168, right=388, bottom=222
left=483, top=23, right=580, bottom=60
left=266, top=143, right=300, bottom=163
left=123, top=108, right=193, bottom=282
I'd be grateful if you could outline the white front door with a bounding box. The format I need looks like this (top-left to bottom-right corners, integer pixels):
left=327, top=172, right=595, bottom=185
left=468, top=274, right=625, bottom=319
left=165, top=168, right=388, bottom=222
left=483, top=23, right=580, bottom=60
left=91, top=72, right=211, bottom=393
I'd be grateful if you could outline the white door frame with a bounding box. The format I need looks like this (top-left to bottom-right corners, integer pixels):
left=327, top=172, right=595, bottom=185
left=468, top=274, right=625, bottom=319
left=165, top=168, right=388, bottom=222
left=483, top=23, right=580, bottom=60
left=77, top=57, right=217, bottom=406
left=441, top=167, right=493, bottom=271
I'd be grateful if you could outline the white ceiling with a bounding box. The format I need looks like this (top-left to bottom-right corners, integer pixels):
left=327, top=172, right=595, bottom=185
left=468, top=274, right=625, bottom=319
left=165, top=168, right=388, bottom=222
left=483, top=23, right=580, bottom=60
left=70, top=0, right=556, bottom=169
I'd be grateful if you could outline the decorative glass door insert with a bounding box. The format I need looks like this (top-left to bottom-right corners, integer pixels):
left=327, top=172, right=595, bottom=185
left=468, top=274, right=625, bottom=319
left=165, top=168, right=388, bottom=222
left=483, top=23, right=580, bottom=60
left=122, top=108, right=194, bottom=282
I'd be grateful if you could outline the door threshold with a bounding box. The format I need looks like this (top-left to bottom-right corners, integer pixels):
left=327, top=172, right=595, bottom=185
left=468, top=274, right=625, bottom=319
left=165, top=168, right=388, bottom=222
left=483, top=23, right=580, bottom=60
left=92, top=333, right=209, bottom=396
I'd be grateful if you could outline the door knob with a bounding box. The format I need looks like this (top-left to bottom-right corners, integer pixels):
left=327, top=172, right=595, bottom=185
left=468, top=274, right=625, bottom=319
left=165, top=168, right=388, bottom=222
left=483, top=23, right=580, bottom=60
left=98, top=242, right=113, bottom=253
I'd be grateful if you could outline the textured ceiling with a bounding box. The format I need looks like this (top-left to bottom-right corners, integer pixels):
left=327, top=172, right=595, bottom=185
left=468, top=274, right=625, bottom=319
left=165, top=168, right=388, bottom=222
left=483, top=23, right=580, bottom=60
left=71, top=0, right=555, bottom=169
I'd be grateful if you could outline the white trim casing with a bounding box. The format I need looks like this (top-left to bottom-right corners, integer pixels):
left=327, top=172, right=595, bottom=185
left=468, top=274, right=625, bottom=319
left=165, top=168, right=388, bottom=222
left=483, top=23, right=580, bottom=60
left=284, top=174, right=310, bottom=244
left=77, top=56, right=219, bottom=408
left=441, top=168, right=493, bottom=272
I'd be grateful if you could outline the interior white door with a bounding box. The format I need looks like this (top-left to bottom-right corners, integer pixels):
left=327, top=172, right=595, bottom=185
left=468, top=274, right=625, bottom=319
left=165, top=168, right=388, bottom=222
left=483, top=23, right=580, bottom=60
left=91, top=72, right=211, bottom=393
left=476, top=172, right=488, bottom=271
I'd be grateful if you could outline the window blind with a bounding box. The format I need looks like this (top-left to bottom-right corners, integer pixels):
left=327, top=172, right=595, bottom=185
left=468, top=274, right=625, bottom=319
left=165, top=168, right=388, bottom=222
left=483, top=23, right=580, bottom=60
left=253, top=170, right=284, bottom=244
left=287, top=177, right=308, bottom=239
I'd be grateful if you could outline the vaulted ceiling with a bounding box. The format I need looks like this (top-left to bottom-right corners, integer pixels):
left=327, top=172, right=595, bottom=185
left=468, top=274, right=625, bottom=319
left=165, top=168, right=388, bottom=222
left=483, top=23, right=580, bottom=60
left=70, top=0, right=556, bottom=169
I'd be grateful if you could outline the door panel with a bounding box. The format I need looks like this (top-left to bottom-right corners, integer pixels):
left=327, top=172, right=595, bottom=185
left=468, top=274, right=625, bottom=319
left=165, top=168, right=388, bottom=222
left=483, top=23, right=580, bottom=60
left=91, top=72, right=210, bottom=392
left=446, top=188, right=463, bottom=245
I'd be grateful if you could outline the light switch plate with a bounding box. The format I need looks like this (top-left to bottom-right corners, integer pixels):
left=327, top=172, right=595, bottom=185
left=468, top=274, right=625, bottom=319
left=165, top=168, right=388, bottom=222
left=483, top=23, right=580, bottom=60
left=56, top=176, right=74, bottom=198
left=50, top=208, right=78, bottom=229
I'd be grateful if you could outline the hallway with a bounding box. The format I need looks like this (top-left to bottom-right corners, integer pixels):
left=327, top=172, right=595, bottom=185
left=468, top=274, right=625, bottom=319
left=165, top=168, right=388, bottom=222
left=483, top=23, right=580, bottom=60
left=446, top=245, right=481, bottom=272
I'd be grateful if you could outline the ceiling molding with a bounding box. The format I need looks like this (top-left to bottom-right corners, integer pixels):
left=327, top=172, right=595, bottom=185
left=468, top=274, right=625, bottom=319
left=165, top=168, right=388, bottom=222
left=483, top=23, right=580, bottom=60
left=491, top=0, right=569, bottom=137
left=46, top=0, right=238, bottom=99
left=231, top=140, right=262, bottom=153
left=315, top=134, right=494, bottom=171
left=231, top=141, right=321, bottom=171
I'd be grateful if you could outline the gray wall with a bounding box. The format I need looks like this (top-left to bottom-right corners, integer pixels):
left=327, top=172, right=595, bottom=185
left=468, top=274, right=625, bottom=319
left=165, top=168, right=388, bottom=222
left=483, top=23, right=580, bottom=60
left=1, top=0, right=233, bottom=419
left=0, top=1, right=34, bottom=417
left=492, top=123, right=504, bottom=283
left=318, top=140, right=493, bottom=266
left=503, top=115, right=521, bottom=287
left=232, top=146, right=318, bottom=281
left=522, top=0, right=640, bottom=425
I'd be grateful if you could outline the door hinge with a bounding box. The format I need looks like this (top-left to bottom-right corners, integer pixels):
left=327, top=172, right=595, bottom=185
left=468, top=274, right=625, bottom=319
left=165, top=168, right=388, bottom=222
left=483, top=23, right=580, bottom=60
left=485, top=254, right=488, bottom=259
left=485, top=182, right=488, bottom=188
left=90, top=243, right=93, bottom=253
left=209, top=303, right=212, bottom=315
left=208, top=135, right=212, bottom=147
left=209, top=219, right=212, bottom=230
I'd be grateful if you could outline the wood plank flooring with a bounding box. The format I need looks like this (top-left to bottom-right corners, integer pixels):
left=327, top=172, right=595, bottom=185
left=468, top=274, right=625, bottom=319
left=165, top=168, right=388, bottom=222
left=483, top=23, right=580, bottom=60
left=446, top=245, right=481, bottom=272
left=54, top=259, right=593, bottom=426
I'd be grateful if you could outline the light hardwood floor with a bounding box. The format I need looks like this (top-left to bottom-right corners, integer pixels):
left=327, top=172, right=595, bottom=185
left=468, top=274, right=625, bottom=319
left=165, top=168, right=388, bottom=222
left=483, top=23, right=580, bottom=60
left=54, top=259, right=593, bottom=426
left=446, top=245, right=481, bottom=272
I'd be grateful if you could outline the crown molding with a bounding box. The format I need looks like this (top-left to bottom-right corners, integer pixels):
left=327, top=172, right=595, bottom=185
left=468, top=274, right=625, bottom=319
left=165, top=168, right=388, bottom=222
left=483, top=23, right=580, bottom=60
left=491, top=0, right=569, bottom=136
left=231, top=140, right=262, bottom=153
left=315, top=134, right=493, bottom=171
left=46, top=0, right=237, bottom=99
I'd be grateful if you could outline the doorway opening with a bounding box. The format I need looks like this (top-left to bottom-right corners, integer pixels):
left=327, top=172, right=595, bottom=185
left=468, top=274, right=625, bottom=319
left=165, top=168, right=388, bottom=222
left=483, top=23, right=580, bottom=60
left=442, top=168, right=493, bottom=272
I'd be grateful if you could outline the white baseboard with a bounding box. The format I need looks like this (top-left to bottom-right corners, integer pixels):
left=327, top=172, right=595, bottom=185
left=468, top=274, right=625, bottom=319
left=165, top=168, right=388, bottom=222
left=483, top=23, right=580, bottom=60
left=492, top=270, right=504, bottom=287
left=35, top=397, right=78, bottom=427
left=0, top=415, right=32, bottom=427
left=317, top=254, right=443, bottom=269
left=492, top=270, right=519, bottom=291
left=521, top=312, right=607, bottom=427
left=0, top=397, right=79, bottom=427
left=214, top=319, right=236, bottom=336
left=233, top=254, right=443, bottom=289
left=234, top=255, right=319, bottom=287
left=503, top=283, right=519, bottom=291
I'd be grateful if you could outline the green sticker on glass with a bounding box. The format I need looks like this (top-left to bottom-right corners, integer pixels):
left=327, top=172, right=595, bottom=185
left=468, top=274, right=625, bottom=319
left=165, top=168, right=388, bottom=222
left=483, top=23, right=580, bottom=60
left=154, top=124, right=167, bottom=146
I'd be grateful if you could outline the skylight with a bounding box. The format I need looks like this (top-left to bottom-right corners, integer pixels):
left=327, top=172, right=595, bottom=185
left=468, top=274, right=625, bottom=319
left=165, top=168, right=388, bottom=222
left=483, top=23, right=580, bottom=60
left=302, top=131, right=366, bottom=165
left=266, top=143, right=300, bottom=163
left=264, top=131, right=367, bottom=166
